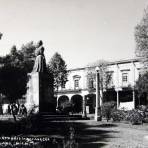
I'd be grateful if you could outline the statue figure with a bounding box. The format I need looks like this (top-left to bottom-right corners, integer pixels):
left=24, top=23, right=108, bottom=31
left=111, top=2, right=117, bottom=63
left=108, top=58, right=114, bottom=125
left=26, top=40, right=55, bottom=113
left=33, top=41, right=46, bottom=73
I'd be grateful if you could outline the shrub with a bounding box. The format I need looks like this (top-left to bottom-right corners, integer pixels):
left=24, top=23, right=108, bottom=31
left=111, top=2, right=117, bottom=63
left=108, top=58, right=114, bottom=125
left=18, top=111, right=41, bottom=134
left=125, top=109, right=144, bottom=125
left=59, top=102, right=74, bottom=115
left=101, top=101, right=116, bottom=121
left=17, top=105, right=40, bottom=134
left=111, top=109, right=126, bottom=122
left=137, top=105, right=148, bottom=112
left=137, top=105, right=148, bottom=118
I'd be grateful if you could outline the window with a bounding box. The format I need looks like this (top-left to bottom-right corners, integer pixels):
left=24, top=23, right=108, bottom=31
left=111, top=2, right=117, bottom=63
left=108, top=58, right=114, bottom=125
left=87, top=72, right=95, bottom=89
left=88, top=78, right=95, bottom=89
left=73, top=75, right=81, bottom=89
left=74, top=79, right=79, bottom=88
left=89, top=78, right=94, bottom=89
left=106, top=71, right=114, bottom=88
left=122, top=72, right=128, bottom=83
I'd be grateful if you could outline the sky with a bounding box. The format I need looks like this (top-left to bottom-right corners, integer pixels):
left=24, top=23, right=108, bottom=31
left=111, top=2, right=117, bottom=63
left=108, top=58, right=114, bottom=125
left=0, top=0, right=147, bottom=68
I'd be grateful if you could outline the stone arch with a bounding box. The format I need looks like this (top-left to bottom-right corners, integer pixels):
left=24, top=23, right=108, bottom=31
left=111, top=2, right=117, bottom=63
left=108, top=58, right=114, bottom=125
left=71, top=95, right=83, bottom=113
left=58, top=95, right=69, bottom=108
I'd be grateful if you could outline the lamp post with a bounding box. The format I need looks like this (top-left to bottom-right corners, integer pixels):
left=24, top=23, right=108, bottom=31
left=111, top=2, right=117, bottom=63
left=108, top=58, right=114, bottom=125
left=94, top=66, right=102, bottom=121
left=0, top=32, right=2, bottom=40
left=82, top=91, right=87, bottom=118
left=0, top=33, right=2, bottom=114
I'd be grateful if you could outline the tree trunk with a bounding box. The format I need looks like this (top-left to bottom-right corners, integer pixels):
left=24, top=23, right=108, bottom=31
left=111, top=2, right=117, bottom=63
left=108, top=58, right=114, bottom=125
left=0, top=103, right=3, bottom=115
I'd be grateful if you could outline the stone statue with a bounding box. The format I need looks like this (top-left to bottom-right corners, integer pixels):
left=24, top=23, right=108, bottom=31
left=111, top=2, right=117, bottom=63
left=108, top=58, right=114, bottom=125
left=26, top=40, right=55, bottom=113
left=33, top=41, right=46, bottom=73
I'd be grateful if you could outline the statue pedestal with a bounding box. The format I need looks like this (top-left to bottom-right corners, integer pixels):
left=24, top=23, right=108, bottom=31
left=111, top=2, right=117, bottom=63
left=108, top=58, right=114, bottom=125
left=26, top=72, right=56, bottom=113
left=26, top=73, right=39, bottom=112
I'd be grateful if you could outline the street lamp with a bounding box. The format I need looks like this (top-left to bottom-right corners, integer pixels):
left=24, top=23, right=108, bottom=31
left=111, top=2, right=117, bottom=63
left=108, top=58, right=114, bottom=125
left=94, top=66, right=102, bottom=121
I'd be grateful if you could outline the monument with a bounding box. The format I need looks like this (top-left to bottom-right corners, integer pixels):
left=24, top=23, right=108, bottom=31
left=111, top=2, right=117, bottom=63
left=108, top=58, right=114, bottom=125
left=26, top=40, right=55, bottom=113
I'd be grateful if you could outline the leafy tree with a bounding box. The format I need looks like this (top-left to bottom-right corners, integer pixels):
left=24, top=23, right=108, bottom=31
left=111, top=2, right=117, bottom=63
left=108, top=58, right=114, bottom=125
left=9, top=45, right=24, bottom=67
left=48, top=52, right=68, bottom=92
left=135, top=7, right=148, bottom=72
left=0, top=41, right=37, bottom=105
left=135, top=72, right=148, bottom=105
left=0, top=65, right=27, bottom=103
left=19, top=41, right=36, bottom=72
left=136, top=73, right=148, bottom=95
left=135, top=6, right=148, bottom=105
left=1, top=41, right=36, bottom=72
left=0, top=64, right=28, bottom=119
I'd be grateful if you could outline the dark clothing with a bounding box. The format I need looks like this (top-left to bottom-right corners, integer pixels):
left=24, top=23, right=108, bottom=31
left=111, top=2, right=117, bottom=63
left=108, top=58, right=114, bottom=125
left=8, top=105, right=11, bottom=114
left=11, top=104, right=18, bottom=115
left=19, top=105, right=27, bottom=116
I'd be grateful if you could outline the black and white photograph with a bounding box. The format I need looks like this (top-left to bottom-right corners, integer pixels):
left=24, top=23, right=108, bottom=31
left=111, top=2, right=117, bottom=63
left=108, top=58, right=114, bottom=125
left=0, top=0, right=148, bottom=147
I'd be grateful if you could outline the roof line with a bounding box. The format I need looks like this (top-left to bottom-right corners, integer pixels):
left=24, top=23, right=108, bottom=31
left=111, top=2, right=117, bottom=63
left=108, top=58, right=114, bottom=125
left=68, top=57, right=142, bottom=71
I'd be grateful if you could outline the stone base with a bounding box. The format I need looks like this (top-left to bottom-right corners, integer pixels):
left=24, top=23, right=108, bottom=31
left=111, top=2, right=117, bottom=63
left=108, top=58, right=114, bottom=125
left=25, top=73, right=39, bottom=112
left=26, top=72, right=56, bottom=113
left=39, top=102, right=56, bottom=113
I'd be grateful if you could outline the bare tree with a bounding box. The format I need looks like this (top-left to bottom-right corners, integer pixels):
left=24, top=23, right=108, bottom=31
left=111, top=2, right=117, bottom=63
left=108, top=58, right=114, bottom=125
left=86, top=60, right=112, bottom=104
left=135, top=6, right=148, bottom=73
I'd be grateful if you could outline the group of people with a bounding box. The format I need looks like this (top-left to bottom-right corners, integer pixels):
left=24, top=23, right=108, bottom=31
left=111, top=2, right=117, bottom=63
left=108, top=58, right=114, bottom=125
left=7, top=103, right=27, bottom=116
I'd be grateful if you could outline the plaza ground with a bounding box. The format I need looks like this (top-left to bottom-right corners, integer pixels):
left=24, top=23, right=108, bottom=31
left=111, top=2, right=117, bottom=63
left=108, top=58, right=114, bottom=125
left=0, top=115, right=148, bottom=147
left=73, top=120, right=148, bottom=148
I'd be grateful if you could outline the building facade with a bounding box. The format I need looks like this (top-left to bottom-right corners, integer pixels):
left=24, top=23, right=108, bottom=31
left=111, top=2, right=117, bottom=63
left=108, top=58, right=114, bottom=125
left=57, top=58, right=145, bottom=114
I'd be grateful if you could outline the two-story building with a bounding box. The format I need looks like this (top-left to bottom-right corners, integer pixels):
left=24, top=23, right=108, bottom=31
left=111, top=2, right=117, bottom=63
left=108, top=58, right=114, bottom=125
left=57, top=58, right=145, bottom=114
